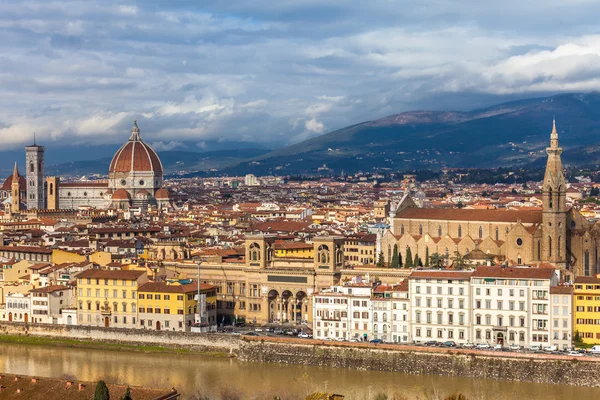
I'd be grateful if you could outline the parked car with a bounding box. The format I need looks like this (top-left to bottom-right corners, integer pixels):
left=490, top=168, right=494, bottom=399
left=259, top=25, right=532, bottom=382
left=589, top=345, right=600, bottom=354
left=544, top=345, right=558, bottom=352
left=568, top=350, right=584, bottom=357
left=462, top=342, right=475, bottom=348
left=349, top=338, right=359, bottom=343
left=424, top=340, right=438, bottom=347
left=273, top=328, right=283, bottom=335
left=443, top=341, right=457, bottom=347
left=299, top=332, right=311, bottom=339
left=231, top=331, right=241, bottom=336
left=509, top=344, right=521, bottom=351
left=493, top=344, right=503, bottom=351
left=529, top=345, right=542, bottom=352
left=476, top=343, right=490, bottom=349
left=254, top=327, right=263, bottom=332
left=370, top=339, right=383, bottom=344
left=244, top=332, right=258, bottom=336
left=336, top=337, right=346, bottom=342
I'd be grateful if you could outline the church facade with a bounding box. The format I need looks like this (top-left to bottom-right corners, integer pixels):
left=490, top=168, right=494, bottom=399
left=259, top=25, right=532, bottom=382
left=380, top=121, right=599, bottom=278
left=6, top=121, right=173, bottom=213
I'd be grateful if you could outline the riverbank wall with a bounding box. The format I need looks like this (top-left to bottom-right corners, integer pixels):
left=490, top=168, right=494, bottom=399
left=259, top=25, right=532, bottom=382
left=2, top=322, right=600, bottom=387
left=0, top=322, right=240, bottom=353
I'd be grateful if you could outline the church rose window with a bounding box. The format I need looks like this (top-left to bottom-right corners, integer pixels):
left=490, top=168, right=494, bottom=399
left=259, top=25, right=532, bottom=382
left=121, top=179, right=127, bottom=186
left=139, top=180, right=145, bottom=186
left=516, top=238, right=523, bottom=246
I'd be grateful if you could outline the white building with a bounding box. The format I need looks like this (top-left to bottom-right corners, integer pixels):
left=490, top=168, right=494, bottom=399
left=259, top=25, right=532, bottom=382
left=30, top=285, right=76, bottom=324
left=470, top=267, right=559, bottom=348
left=550, top=285, right=573, bottom=350
left=313, top=280, right=372, bottom=341
left=244, top=174, right=259, bottom=186
left=372, top=281, right=410, bottom=343
left=3, top=292, right=31, bottom=322
left=409, top=270, right=473, bottom=344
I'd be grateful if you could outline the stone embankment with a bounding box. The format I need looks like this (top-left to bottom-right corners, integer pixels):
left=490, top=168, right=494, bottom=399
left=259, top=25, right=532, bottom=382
left=2, top=322, right=600, bottom=387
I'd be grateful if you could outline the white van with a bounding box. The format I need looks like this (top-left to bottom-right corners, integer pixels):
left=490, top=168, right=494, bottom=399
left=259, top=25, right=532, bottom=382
left=589, top=345, right=600, bottom=354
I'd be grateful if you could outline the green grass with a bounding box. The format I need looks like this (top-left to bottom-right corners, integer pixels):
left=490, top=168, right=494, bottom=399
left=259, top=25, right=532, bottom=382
left=0, top=334, right=232, bottom=358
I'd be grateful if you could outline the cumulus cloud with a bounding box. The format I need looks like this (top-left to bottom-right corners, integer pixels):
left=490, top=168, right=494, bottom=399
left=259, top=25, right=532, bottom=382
left=1, top=0, right=600, bottom=154
left=149, top=141, right=184, bottom=151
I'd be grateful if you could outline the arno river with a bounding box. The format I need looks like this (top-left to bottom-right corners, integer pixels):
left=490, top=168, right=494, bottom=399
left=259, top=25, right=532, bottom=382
left=1, top=342, right=600, bottom=400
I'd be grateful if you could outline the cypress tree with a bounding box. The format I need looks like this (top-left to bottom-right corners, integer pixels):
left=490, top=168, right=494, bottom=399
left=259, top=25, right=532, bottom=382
left=425, top=247, right=430, bottom=267
left=398, top=251, right=403, bottom=268
left=405, top=247, right=413, bottom=268
left=414, top=252, right=419, bottom=268
left=120, top=387, right=132, bottom=400
left=376, top=251, right=385, bottom=267
left=391, top=244, right=399, bottom=268
left=94, top=380, right=110, bottom=400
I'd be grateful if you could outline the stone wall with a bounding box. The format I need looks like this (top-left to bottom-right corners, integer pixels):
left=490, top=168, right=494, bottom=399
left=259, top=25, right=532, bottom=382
left=238, top=339, right=600, bottom=387
left=0, top=322, right=240, bottom=353
left=2, top=322, right=600, bottom=387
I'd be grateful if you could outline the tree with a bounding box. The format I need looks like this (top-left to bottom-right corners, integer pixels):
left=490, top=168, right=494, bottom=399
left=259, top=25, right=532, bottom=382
left=452, top=251, right=469, bottom=270
left=591, top=187, right=600, bottom=197
left=413, top=252, right=420, bottom=268
left=391, top=244, right=399, bottom=268
left=120, top=387, right=132, bottom=400
left=429, top=252, right=444, bottom=268
left=376, top=251, right=385, bottom=267
left=425, top=247, right=430, bottom=267
left=405, top=247, right=413, bottom=269
left=398, top=251, right=403, bottom=268
left=94, top=380, right=110, bottom=400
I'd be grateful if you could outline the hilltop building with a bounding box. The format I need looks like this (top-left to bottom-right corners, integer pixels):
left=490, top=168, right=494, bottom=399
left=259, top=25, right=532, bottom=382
left=381, top=120, right=599, bottom=277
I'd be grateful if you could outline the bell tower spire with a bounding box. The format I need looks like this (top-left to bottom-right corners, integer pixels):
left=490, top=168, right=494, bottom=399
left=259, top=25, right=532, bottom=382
left=541, top=119, right=567, bottom=269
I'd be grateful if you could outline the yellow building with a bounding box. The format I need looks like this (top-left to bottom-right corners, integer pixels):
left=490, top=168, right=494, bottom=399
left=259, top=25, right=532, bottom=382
left=76, top=269, right=148, bottom=329
left=52, top=249, right=86, bottom=265
left=137, top=280, right=217, bottom=331
left=344, top=234, right=376, bottom=265
left=273, top=242, right=314, bottom=259
left=573, top=275, right=600, bottom=344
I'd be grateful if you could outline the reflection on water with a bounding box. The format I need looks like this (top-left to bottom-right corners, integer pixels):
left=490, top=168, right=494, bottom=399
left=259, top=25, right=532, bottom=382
left=0, top=342, right=599, bottom=399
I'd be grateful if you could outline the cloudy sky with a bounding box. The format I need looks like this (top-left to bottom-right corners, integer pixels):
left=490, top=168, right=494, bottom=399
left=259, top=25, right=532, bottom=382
left=1, top=0, right=600, bottom=154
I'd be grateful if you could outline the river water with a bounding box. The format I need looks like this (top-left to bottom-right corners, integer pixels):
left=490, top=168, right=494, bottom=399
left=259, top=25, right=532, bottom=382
left=0, top=342, right=599, bottom=400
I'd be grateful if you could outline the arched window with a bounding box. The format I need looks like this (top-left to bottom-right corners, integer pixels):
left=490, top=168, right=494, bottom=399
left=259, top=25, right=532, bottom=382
left=458, top=225, right=462, bottom=238
left=30, top=163, right=34, bottom=173
left=419, top=224, right=423, bottom=236
left=585, top=250, right=590, bottom=276
left=401, top=224, right=405, bottom=235
left=479, top=226, right=483, bottom=239
left=387, top=245, right=392, bottom=262
left=249, top=243, right=261, bottom=262
left=49, top=183, right=53, bottom=195
left=438, top=225, right=442, bottom=237
left=548, top=188, right=553, bottom=209
left=548, top=236, right=552, bottom=257
left=558, top=236, right=562, bottom=257
left=537, top=240, right=541, bottom=260
left=495, top=227, right=499, bottom=241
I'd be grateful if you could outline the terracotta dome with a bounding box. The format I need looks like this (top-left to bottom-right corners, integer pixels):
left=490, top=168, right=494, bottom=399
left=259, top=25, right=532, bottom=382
left=155, top=188, right=170, bottom=199
left=136, top=189, right=150, bottom=197
left=109, top=121, right=163, bottom=174
left=111, top=188, right=131, bottom=200
left=1, top=174, right=25, bottom=191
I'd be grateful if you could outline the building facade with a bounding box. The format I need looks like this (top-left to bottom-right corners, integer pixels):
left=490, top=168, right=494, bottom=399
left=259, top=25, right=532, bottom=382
left=381, top=121, right=600, bottom=278
left=573, top=276, right=600, bottom=344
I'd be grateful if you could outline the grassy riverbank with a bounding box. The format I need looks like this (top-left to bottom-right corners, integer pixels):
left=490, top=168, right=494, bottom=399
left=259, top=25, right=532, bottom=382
left=0, top=334, right=233, bottom=357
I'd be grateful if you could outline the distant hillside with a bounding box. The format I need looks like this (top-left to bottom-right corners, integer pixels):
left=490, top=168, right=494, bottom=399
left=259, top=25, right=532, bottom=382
left=226, top=92, right=600, bottom=175
left=46, top=148, right=270, bottom=176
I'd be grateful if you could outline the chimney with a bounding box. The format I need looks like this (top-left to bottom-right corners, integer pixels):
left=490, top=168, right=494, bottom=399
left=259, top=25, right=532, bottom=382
left=78, top=383, right=86, bottom=391
left=14, top=376, right=20, bottom=381
left=65, top=381, right=74, bottom=388
left=0, top=386, right=5, bottom=392
left=16, top=388, right=23, bottom=394
left=31, top=378, right=39, bottom=383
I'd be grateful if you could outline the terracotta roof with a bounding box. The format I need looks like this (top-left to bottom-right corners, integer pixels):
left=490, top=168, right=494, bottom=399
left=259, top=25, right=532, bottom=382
left=1, top=173, right=25, bottom=191
left=396, top=207, right=542, bottom=224
left=251, top=221, right=313, bottom=233
left=0, top=373, right=179, bottom=400
left=111, top=189, right=131, bottom=200
left=550, top=285, right=573, bottom=294
left=574, top=276, right=600, bottom=284
left=155, top=188, right=170, bottom=199
left=77, top=269, right=146, bottom=280
left=138, top=281, right=216, bottom=293
left=409, top=270, right=473, bottom=279
left=471, top=267, right=555, bottom=279
left=0, top=245, right=52, bottom=254
left=28, top=263, right=53, bottom=271
left=109, top=136, right=163, bottom=174
left=30, top=285, right=71, bottom=293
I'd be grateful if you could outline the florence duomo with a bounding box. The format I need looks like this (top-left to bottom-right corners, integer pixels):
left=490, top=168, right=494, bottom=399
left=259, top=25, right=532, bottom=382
left=1, top=121, right=173, bottom=215
left=380, top=120, right=599, bottom=278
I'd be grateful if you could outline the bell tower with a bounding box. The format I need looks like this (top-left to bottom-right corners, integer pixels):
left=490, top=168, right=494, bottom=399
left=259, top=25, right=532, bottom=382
left=25, top=135, right=45, bottom=210
left=11, top=162, right=21, bottom=214
left=541, top=119, right=567, bottom=268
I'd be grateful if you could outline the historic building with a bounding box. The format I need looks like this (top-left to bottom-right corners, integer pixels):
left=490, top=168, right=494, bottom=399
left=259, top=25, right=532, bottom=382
left=13, top=121, right=173, bottom=212
left=1, top=163, right=26, bottom=215
left=163, top=235, right=346, bottom=325
left=381, top=121, right=599, bottom=278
